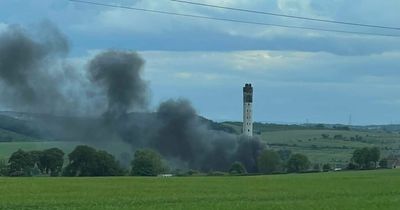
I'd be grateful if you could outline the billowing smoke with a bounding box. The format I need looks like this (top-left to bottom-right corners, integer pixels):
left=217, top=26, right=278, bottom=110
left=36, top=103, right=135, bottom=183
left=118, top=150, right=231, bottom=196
left=0, top=23, right=266, bottom=172
left=89, top=51, right=148, bottom=120
left=0, top=23, right=69, bottom=113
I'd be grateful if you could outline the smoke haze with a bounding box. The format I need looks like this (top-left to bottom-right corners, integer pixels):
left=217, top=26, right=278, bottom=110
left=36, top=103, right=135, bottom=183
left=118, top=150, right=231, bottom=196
left=0, top=23, right=265, bottom=172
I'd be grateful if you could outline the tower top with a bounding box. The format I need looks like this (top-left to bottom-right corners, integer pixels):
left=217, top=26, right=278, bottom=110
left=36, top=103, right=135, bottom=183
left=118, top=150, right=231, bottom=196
left=242, top=83, right=253, bottom=136
left=243, top=83, right=253, bottom=93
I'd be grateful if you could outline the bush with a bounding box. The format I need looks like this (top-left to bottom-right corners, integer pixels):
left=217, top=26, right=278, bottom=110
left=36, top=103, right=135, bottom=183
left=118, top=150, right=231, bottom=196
left=207, top=171, right=226, bottom=176
left=229, top=161, right=247, bottom=175
left=322, top=163, right=332, bottom=172
left=186, top=169, right=199, bottom=176
left=347, top=162, right=357, bottom=170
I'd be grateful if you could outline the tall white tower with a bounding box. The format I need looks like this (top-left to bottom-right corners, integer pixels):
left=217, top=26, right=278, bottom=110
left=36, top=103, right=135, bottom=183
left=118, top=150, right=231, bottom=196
left=243, top=83, right=253, bottom=137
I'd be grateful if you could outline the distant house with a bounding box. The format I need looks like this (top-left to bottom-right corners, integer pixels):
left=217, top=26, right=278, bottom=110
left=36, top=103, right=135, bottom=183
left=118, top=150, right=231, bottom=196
left=386, top=158, right=400, bottom=169
left=158, top=174, right=173, bottom=178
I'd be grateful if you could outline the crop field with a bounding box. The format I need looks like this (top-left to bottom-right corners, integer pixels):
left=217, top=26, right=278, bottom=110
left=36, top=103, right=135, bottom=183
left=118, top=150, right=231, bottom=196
left=0, top=169, right=399, bottom=210
left=262, top=129, right=400, bottom=165
left=1, top=128, right=400, bottom=166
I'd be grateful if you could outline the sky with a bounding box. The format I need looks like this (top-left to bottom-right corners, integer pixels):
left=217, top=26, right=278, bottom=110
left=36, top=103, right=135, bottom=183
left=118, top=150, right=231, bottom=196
left=0, top=0, right=400, bottom=125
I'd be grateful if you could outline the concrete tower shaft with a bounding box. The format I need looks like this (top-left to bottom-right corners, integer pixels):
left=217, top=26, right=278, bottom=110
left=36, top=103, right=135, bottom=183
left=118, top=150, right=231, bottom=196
left=243, top=83, right=253, bottom=137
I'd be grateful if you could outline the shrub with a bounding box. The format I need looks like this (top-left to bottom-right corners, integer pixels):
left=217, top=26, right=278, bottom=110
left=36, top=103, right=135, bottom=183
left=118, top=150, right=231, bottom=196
left=322, top=163, right=331, bottom=172
left=229, top=161, right=247, bottom=175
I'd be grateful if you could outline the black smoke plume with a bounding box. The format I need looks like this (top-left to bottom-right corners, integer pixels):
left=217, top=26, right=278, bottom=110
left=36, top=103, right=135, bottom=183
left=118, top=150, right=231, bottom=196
left=0, top=23, right=266, bottom=172
left=88, top=51, right=148, bottom=120
left=0, top=23, right=68, bottom=113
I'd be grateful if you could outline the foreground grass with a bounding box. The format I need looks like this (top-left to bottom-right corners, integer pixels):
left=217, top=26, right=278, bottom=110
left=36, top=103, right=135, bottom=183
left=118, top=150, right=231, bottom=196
left=1, top=170, right=400, bottom=210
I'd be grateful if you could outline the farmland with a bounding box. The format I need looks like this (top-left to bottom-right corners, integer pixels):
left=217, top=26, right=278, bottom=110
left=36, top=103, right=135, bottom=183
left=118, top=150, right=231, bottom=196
left=2, top=126, right=400, bottom=166
left=223, top=121, right=400, bottom=165
left=1, top=112, right=400, bottom=166
left=1, top=169, right=400, bottom=210
left=263, top=129, right=400, bottom=165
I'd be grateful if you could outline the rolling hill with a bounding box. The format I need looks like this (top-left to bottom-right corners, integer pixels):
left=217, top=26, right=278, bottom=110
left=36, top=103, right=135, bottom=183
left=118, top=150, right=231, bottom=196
left=1, top=111, right=400, bottom=166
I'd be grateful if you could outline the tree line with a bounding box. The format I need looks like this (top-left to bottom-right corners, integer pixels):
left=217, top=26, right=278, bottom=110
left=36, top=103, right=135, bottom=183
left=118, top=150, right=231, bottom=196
left=0, top=145, right=317, bottom=177
left=1, top=145, right=389, bottom=177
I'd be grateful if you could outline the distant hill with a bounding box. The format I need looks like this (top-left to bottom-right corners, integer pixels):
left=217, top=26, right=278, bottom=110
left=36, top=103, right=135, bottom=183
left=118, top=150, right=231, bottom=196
left=0, top=111, right=237, bottom=142
left=2, top=111, right=400, bottom=165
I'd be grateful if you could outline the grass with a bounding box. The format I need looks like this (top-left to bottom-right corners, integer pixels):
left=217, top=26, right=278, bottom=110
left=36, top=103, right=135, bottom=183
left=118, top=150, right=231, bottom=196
left=0, top=128, right=40, bottom=142
left=1, top=169, right=400, bottom=209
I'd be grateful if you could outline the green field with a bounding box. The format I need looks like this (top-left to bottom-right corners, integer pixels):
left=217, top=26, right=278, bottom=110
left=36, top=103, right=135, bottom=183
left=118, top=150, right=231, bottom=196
left=1, top=169, right=400, bottom=209
left=1, top=118, right=400, bottom=166
left=263, top=129, right=400, bottom=165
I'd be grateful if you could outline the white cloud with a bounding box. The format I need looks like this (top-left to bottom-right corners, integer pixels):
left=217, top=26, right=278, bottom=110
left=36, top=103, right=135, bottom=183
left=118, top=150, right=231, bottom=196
left=136, top=49, right=400, bottom=91
left=174, top=72, right=192, bottom=79
left=0, top=22, right=7, bottom=33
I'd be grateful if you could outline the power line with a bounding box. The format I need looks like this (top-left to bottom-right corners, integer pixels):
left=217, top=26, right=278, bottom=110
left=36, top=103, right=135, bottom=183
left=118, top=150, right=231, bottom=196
left=170, top=0, right=400, bottom=31
left=68, top=0, right=400, bottom=38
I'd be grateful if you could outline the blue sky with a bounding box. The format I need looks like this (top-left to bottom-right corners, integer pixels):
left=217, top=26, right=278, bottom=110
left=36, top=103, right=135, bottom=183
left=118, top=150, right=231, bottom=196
left=1, top=0, right=400, bottom=125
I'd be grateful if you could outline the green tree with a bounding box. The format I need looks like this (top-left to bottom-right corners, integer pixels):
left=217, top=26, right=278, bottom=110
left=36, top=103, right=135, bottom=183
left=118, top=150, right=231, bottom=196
left=368, top=147, right=380, bottom=168
left=352, top=147, right=367, bottom=168
left=257, top=150, right=282, bottom=174
left=8, top=149, right=34, bottom=176
left=63, top=145, right=122, bottom=176
left=0, top=159, right=8, bottom=176
left=352, top=147, right=380, bottom=169
left=229, top=161, right=247, bottom=175
left=63, top=145, right=97, bottom=176
left=93, top=150, right=123, bottom=176
left=39, top=148, right=64, bottom=176
left=287, top=153, right=310, bottom=173
left=27, top=151, right=42, bottom=167
left=131, top=149, right=166, bottom=176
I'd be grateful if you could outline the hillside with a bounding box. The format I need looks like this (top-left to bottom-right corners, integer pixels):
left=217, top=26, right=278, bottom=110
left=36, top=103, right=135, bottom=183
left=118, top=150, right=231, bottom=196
left=1, top=111, right=400, bottom=165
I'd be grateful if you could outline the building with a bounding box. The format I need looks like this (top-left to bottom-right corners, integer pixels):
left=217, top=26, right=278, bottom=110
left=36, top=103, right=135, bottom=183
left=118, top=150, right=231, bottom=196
left=386, top=157, right=400, bottom=169
left=243, top=83, right=253, bottom=137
